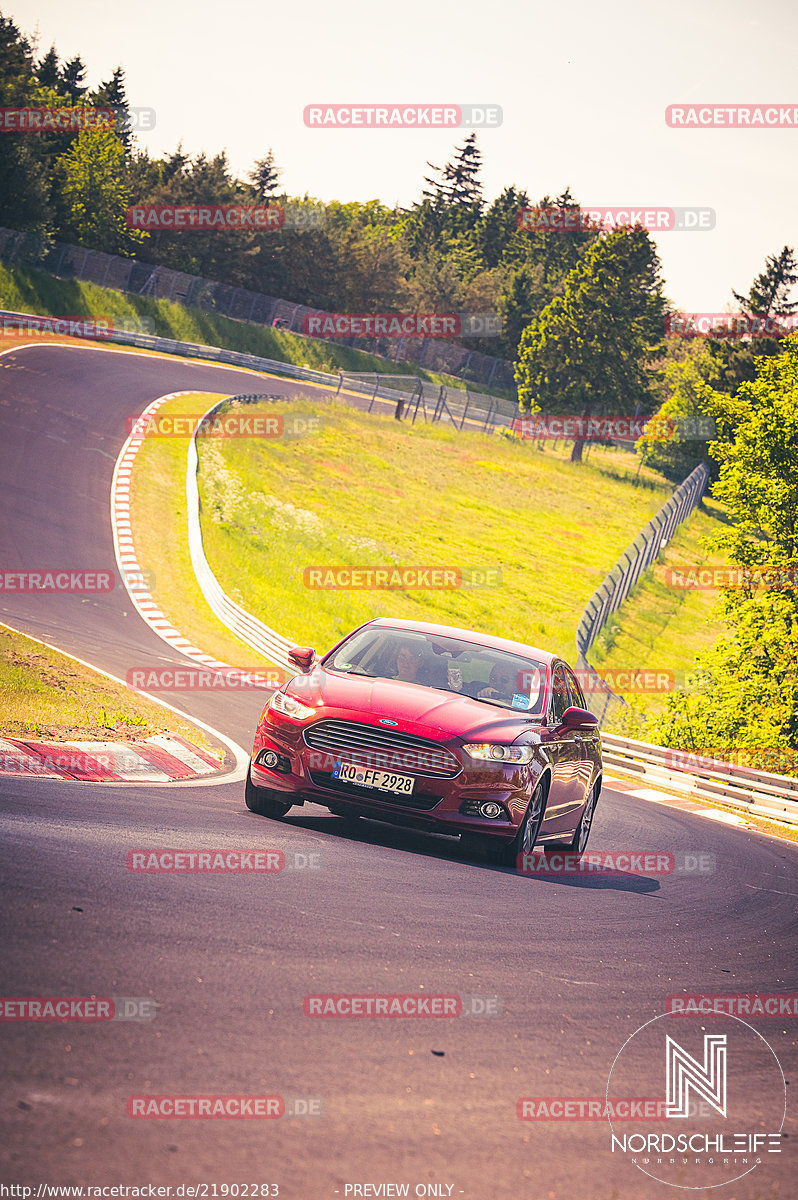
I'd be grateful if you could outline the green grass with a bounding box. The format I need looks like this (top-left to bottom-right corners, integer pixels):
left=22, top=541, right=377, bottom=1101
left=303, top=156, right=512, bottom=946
left=0, top=622, right=217, bottom=750
left=192, top=396, right=723, bottom=662
left=0, top=260, right=509, bottom=396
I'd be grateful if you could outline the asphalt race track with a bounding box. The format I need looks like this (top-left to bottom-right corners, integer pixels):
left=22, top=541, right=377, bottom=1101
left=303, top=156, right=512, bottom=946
left=1, top=343, right=797, bottom=1199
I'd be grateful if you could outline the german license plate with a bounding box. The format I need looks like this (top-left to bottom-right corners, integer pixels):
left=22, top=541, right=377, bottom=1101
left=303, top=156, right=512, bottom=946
left=332, top=760, right=415, bottom=795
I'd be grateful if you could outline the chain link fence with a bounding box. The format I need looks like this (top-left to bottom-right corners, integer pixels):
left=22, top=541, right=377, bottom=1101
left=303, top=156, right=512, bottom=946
left=0, top=226, right=514, bottom=390
left=575, top=462, right=711, bottom=725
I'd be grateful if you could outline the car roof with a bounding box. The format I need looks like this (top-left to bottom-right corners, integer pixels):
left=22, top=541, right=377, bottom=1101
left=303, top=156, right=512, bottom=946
left=364, top=617, right=558, bottom=666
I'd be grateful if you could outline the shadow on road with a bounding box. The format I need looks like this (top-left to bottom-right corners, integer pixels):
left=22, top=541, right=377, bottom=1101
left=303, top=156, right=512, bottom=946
left=257, top=807, right=663, bottom=894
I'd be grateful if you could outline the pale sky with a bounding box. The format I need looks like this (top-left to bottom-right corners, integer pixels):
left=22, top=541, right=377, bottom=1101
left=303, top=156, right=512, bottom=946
left=10, top=0, right=798, bottom=313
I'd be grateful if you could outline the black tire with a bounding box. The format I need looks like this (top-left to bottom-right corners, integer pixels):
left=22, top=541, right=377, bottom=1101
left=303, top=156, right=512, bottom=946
left=499, top=778, right=548, bottom=868
left=245, top=768, right=293, bottom=819
left=544, top=779, right=600, bottom=858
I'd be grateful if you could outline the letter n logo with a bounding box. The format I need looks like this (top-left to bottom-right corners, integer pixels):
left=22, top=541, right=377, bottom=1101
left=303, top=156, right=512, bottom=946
left=665, top=1034, right=727, bottom=1118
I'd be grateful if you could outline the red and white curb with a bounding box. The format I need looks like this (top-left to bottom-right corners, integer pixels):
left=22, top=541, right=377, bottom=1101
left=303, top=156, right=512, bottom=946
left=0, top=733, right=222, bottom=783
left=604, top=776, right=766, bottom=830
left=111, top=391, right=281, bottom=687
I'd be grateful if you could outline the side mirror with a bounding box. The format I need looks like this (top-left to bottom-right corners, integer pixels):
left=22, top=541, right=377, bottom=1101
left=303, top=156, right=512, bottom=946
left=288, top=646, right=316, bottom=673
left=561, top=706, right=598, bottom=730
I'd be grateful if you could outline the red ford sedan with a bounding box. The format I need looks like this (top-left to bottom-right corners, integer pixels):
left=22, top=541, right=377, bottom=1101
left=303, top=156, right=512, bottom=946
left=246, top=618, right=602, bottom=865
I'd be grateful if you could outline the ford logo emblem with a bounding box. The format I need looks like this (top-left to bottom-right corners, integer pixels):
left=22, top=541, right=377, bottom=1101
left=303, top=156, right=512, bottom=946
left=378, top=718, right=398, bottom=726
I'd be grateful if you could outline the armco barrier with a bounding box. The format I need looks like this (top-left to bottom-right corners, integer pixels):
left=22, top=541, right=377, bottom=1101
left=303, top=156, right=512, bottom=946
left=602, top=732, right=798, bottom=826
left=0, top=308, right=518, bottom=435
left=575, top=462, right=710, bottom=723
left=186, top=397, right=295, bottom=673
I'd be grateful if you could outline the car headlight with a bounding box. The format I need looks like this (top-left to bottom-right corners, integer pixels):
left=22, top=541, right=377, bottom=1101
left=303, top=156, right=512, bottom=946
left=268, top=690, right=317, bottom=721
left=462, top=743, right=534, bottom=764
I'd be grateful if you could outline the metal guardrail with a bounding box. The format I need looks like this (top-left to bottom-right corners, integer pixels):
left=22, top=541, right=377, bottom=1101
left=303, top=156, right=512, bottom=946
left=186, top=396, right=296, bottom=673
left=602, top=732, right=798, bottom=825
left=1, top=309, right=518, bottom=434
left=575, top=462, right=710, bottom=725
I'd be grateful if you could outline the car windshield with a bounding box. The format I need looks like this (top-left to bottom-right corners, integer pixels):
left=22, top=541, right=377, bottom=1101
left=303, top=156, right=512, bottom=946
left=324, top=627, right=547, bottom=714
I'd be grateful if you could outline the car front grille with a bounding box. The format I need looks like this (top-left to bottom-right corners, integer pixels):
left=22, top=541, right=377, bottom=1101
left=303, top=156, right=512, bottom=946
left=303, top=720, right=461, bottom=779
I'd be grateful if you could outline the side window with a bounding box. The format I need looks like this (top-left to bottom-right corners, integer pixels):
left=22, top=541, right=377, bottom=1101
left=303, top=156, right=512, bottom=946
left=564, top=667, right=586, bottom=710
left=550, top=666, right=570, bottom=723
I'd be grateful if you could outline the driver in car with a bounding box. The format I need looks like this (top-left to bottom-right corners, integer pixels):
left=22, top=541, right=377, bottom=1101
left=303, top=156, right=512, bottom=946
left=477, top=663, right=515, bottom=703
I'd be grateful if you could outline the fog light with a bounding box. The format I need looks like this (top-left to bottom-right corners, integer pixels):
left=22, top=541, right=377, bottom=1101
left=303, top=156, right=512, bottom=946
left=479, top=801, right=504, bottom=818
left=257, top=747, right=293, bottom=774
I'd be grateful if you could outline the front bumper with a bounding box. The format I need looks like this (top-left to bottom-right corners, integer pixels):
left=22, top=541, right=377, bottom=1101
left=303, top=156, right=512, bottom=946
left=249, top=723, right=536, bottom=841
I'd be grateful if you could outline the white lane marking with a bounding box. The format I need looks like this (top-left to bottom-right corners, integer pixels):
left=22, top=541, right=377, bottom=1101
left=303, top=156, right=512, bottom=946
left=530, top=968, right=598, bottom=987
left=743, top=884, right=798, bottom=898
left=0, top=621, right=249, bottom=786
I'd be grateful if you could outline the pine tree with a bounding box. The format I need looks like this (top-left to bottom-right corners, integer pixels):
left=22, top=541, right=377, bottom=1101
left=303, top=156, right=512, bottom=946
left=249, top=149, right=282, bottom=199
left=37, top=44, right=59, bottom=88
left=732, top=245, right=798, bottom=315
left=93, top=67, right=131, bottom=151
left=422, top=133, right=483, bottom=210
left=60, top=55, right=87, bottom=102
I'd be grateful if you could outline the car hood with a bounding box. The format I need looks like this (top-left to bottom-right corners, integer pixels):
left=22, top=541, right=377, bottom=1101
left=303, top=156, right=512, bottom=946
left=287, top=669, right=545, bottom=742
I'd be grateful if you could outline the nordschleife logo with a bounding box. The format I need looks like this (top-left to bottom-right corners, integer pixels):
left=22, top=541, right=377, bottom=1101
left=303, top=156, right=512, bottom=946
left=606, top=1012, right=785, bottom=1189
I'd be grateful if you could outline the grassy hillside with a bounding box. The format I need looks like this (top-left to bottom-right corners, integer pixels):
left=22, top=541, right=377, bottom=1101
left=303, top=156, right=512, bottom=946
left=0, top=260, right=502, bottom=394
left=191, top=397, right=727, bottom=669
